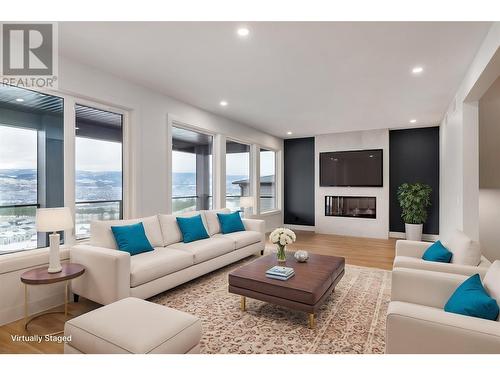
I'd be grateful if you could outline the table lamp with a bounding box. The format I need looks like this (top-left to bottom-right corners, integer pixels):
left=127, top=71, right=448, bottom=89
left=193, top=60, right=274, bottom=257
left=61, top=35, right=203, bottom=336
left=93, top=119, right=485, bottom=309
left=239, top=196, right=254, bottom=218
left=36, top=207, right=73, bottom=273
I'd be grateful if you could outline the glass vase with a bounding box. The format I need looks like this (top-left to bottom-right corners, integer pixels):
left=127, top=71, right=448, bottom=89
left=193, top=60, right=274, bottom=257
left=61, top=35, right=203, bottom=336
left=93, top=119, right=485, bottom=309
left=276, top=244, right=287, bottom=263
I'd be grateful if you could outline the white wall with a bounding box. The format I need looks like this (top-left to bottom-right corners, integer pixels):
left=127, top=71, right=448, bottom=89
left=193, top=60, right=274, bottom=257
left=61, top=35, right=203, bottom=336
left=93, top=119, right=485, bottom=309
left=439, top=22, right=500, bottom=241
left=314, top=129, right=389, bottom=239
left=478, top=77, right=500, bottom=261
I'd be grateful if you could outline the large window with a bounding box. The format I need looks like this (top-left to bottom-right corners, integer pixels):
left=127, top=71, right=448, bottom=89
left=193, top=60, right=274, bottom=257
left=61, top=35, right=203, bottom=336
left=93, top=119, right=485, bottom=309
left=260, top=148, right=277, bottom=212
left=0, top=86, right=64, bottom=254
left=226, top=140, right=250, bottom=211
left=172, top=126, right=213, bottom=214
left=75, top=105, right=123, bottom=239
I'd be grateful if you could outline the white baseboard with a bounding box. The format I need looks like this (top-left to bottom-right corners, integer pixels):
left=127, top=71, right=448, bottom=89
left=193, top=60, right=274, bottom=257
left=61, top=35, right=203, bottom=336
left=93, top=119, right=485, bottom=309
left=284, top=224, right=316, bottom=232
left=389, top=231, right=439, bottom=242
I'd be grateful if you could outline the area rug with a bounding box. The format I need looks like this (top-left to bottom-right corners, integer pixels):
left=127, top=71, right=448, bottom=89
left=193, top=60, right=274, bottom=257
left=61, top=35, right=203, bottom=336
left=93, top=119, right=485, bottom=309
left=149, top=257, right=391, bottom=354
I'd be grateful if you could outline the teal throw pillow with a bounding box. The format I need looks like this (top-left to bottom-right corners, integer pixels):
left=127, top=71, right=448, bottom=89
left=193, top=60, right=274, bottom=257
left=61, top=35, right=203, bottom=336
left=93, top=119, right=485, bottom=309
left=111, top=222, right=154, bottom=256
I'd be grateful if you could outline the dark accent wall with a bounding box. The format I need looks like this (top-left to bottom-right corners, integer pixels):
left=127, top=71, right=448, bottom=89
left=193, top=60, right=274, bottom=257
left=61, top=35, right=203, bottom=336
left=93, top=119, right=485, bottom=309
left=389, top=127, right=440, bottom=234
left=284, top=137, right=315, bottom=226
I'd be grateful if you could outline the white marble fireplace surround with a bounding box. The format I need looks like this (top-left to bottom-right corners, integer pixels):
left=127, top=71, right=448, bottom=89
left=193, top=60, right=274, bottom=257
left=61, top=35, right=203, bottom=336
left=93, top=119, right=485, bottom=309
left=314, top=129, right=390, bottom=239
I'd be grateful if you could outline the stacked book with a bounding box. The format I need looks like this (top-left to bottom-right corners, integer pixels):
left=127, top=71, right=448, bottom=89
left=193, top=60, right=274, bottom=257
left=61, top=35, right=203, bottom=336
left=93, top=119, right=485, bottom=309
left=266, top=266, right=295, bottom=281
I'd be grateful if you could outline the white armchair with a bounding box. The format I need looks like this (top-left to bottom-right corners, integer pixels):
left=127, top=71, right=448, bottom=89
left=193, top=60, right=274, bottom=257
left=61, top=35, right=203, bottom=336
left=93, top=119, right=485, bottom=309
left=387, top=267, right=500, bottom=354
left=393, top=239, right=491, bottom=277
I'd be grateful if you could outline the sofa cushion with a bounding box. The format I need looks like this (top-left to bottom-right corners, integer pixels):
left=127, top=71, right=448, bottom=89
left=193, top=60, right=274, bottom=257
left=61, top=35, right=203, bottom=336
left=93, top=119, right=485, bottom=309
left=90, top=216, right=164, bottom=249
left=483, top=260, right=500, bottom=321
left=158, top=211, right=207, bottom=246
left=422, top=241, right=452, bottom=263
left=217, top=211, right=246, bottom=234
left=444, top=274, right=499, bottom=321
left=64, top=297, right=201, bottom=353
left=176, top=215, right=210, bottom=243
left=214, top=230, right=262, bottom=249
left=111, top=222, right=154, bottom=256
left=442, top=230, right=481, bottom=266
left=167, top=237, right=234, bottom=264
left=203, top=208, right=230, bottom=235
left=158, top=214, right=182, bottom=246
left=130, top=247, right=194, bottom=287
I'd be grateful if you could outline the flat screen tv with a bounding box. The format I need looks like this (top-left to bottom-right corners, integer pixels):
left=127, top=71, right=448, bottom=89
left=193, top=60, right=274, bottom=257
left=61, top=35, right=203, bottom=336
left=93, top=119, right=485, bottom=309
left=320, top=149, right=383, bottom=187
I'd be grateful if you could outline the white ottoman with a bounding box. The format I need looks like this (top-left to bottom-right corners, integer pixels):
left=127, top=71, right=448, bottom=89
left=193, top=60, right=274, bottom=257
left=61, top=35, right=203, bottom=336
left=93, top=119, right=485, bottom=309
left=64, top=297, right=201, bottom=354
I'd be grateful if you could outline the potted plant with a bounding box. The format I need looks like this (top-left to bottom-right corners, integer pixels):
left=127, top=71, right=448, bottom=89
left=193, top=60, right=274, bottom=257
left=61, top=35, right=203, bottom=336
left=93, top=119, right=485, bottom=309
left=269, top=228, right=296, bottom=262
left=397, top=182, right=432, bottom=241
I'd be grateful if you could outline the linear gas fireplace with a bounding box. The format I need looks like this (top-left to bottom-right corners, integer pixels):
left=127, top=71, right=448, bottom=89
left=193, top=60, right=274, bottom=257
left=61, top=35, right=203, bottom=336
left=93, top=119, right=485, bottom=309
left=325, top=196, right=376, bottom=219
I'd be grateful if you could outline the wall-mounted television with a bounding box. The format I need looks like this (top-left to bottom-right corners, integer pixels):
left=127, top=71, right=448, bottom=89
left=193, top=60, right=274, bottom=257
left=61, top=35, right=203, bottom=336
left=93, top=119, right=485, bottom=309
left=319, top=149, right=383, bottom=187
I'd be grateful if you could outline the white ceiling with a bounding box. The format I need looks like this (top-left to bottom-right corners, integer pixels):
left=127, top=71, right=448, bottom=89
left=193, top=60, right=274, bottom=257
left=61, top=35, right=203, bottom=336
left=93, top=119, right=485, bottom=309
left=59, top=22, right=491, bottom=138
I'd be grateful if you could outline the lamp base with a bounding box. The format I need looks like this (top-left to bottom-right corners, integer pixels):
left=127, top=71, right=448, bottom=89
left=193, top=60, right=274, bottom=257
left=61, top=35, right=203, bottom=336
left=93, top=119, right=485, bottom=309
left=47, top=233, right=62, bottom=274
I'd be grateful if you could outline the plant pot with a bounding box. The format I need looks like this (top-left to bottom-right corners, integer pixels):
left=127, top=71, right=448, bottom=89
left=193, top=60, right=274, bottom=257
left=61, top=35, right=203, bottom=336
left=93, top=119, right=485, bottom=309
left=405, top=223, right=423, bottom=241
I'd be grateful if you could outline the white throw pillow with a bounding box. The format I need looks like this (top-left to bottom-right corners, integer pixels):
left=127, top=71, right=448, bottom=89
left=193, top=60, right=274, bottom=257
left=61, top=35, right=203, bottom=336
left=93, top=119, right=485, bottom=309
left=483, top=260, right=500, bottom=321
left=90, top=215, right=164, bottom=249
left=442, top=229, right=481, bottom=266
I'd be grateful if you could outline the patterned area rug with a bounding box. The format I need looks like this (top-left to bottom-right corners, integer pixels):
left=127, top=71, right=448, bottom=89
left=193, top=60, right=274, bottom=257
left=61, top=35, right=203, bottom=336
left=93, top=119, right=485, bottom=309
left=149, top=256, right=391, bottom=354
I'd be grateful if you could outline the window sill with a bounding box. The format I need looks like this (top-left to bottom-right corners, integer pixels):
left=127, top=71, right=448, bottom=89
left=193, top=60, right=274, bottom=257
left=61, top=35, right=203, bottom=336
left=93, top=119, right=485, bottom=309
left=0, top=246, right=70, bottom=274
left=257, top=209, right=281, bottom=217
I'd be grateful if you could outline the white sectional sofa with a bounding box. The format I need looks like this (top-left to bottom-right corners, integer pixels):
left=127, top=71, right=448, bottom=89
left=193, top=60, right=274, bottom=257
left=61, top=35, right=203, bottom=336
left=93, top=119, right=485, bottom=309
left=71, top=209, right=265, bottom=305
left=393, top=239, right=491, bottom=277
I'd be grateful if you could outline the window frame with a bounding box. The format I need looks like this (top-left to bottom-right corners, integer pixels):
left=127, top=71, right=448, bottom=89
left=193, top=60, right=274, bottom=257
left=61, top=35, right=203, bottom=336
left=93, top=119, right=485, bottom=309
left=73, top=103, right=126, bottom=240
left=258, top=147, right=279, bottom=214
left=168, top=116, right=216, bottom=215
left=224, top=137, right=253, bottom=212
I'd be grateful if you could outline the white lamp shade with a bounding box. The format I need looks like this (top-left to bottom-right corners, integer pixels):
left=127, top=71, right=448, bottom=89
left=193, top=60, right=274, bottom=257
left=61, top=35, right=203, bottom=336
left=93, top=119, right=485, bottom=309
left=36, top=207, right=74, bottom=232
left=239, top=196, right=254, bottom=208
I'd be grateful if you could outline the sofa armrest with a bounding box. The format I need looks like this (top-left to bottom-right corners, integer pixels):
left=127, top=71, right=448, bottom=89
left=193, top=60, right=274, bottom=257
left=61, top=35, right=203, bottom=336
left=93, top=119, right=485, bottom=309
left=242, top=218, right=266, bottom=242
left=395, top=240, right=431, bottom=258
left=242, top=218, right=265, bottom=233
left=387, top=301, right=500, bottom=353
left=70, top=244, right=130, bottom=305
left=391, top=267, right=467, bottom=308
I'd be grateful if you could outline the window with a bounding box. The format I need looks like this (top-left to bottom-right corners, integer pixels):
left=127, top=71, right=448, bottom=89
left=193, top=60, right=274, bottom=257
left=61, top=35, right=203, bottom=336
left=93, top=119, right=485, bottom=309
left=226, top=140, right=250, bottom=211
left=172, top=126, right=213, bottom=214
left=260, top=148, right=276, bottom=212
left=75, top=105, right=123, bottom=239
left=0, top=86, right=64, bottom=254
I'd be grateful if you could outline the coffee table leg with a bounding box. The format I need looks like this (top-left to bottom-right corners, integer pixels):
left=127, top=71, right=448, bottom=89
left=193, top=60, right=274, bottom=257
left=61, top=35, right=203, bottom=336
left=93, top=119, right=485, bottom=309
left=240, top=296, right=246, bottom=311
left=308, top=313, right=315, bottom=329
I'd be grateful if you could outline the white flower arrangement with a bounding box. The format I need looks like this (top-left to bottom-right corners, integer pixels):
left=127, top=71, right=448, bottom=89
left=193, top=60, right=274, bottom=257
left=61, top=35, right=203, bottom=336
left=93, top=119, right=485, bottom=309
left=269, top=228, right=297, bottom=246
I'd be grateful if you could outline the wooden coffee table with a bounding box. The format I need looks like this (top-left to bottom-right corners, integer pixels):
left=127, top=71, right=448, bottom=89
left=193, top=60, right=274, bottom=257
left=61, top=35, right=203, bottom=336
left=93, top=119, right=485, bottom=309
left=228, top=253, right=345, bottom=328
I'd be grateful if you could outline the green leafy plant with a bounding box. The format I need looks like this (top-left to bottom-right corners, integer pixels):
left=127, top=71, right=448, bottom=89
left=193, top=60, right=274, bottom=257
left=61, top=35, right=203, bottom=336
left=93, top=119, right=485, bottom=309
left=397, top=182, right=432, bottom=224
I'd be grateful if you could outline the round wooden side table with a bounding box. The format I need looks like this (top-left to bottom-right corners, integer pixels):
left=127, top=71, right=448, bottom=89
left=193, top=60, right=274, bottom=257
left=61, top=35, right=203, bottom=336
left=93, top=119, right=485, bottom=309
left=20, top=263, right=85, bottom=336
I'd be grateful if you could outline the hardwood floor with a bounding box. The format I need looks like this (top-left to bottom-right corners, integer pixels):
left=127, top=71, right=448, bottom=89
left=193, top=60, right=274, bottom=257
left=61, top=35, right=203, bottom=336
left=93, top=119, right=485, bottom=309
left=282, top=230, right=396, bottom=271
left=0, top=231, right=396, bottom=354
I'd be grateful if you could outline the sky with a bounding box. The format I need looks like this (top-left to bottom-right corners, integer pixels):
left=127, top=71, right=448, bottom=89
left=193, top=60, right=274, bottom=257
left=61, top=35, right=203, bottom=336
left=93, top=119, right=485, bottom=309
left=0, top=125, right=37, bottom=169
left=172, top=150, right=275, bottom=176
left=76, top=137, right=122, bottom=171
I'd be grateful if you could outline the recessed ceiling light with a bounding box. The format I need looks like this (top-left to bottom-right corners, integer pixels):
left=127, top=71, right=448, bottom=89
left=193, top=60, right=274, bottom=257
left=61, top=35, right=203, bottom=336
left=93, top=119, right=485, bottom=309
left=412, top=66, right=423, bottom=74
left=15, top=98, right=24, bottom=102
left=237, top=27, right=250, bottom=37
left=287, top=131, right=293, bottom=135
left=410, top=119, right=417, bottom=124
left=75, top=127, right=80, bottom=130
left=219, top=100, right=228, bottom=107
